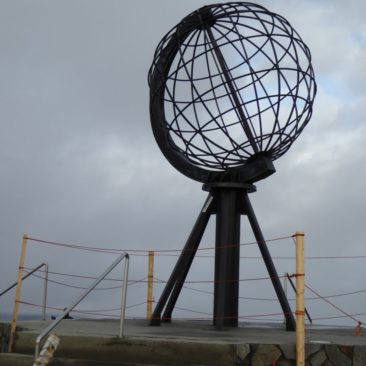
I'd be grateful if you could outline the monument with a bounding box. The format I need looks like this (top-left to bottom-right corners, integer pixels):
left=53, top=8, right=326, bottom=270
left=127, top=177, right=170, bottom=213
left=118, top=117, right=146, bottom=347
left=148, top=2, right=316, bottom=330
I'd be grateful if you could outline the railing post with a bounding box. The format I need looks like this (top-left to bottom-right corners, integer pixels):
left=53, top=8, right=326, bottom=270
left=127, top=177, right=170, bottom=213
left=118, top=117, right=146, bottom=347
left=35, top=252, right=129, bottom=360
left=119, top=255, right=129, bottom=338
left=8, top=234, right=28, bottom=352
left=295, top=231, right=305, bottom=366
left=284, top=272, right=288, bottom=298
left=42, top=264, right=49, bottom=321
left=146, top=251, right=154, bottom=319
left=283, top=272, right=288, bottom=324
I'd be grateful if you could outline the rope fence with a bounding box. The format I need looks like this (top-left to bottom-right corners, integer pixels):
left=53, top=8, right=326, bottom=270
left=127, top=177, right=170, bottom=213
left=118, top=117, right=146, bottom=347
left=15, top=298, right=366, bottom=323
left=21, top=267, right=366, bottom=303
left=4, top=233, right=365, bottom=333
left=26, top=236, right=366, bottom=259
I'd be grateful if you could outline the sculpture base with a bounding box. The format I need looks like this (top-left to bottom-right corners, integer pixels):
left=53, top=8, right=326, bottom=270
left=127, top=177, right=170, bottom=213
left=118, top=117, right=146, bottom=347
left=150, top=184, right=295, bottom=331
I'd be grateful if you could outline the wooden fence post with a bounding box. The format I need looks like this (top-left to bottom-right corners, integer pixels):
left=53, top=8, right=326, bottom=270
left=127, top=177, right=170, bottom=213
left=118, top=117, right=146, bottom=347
left=146, top=251, right=154, bottom=319
left=295, top=231, right=305, bottom=366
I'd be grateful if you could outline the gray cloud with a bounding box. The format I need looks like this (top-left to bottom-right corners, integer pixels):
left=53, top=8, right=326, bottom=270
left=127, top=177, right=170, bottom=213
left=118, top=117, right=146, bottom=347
left=0, top=0, right=365, bottom=327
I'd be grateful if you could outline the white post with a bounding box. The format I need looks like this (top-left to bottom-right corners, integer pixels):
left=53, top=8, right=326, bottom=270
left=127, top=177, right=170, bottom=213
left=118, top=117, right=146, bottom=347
left=33, top=333, right=60, bottom=366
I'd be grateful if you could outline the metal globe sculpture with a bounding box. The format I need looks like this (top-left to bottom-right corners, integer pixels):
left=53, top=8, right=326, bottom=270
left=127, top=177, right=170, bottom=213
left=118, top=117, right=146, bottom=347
left=149, top=2, right=316, bottom=183
left=149, top=2, right=316, bottom=330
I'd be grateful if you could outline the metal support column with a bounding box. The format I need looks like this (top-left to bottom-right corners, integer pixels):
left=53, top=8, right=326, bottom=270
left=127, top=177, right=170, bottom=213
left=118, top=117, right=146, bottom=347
left=213, top=187, right=241, bottom=328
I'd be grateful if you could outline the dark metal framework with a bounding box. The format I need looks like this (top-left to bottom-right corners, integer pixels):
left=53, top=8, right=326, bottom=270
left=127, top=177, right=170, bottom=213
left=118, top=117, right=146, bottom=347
left=148, top=2, right=316, bottom=330
left=149, top=2, right=316, bottom=183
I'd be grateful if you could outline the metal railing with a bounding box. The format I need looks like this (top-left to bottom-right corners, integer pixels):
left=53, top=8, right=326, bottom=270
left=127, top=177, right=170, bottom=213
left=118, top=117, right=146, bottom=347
left=34, top=252, right=129, bottom=360
left=0, top=263, right=48, bottom=320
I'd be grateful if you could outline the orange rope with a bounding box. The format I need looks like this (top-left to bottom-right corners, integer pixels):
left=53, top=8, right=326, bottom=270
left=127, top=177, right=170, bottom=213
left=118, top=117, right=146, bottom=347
left=27, top=235, right=293, bottom=254
left=305, top=284, right=362, bottom=325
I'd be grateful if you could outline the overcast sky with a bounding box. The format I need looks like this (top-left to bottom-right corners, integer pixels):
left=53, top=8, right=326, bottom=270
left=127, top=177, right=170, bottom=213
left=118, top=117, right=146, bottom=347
left=1, top=0, right=366, bottom=328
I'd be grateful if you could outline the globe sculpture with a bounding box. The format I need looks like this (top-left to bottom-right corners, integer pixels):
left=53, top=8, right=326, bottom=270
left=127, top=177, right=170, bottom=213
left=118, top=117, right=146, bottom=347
left=149, top=2, right=316, bottom=330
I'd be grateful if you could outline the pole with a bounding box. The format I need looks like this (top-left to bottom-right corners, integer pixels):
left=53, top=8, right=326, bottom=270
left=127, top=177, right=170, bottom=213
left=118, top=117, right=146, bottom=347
left=42, top=264, right=49, bottom=321
left=119, top=255, right=129, bottom=338
left=8, top=234, right=28, bottom=352
left=146, top=251, right=154, bottom=319
left=295, top=231, right=305, bottom=366
left=214, top=187, right=241, bottom=328
left=283, top=273, right=288, bottom=324
left=284, top=273, right=288, bottom=299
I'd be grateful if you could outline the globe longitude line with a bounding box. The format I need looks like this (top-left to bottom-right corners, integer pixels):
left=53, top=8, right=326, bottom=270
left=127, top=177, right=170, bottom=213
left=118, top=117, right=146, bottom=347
left=174, top=26, right=237, bottom=167
left=256, top=12, right=283, bottom=150
left=202, top=31, right=245, bottom=165
left=206, top=25, right=259, bottom=155
left=167, top=31, right=250, bottom=168
left=187, top=28, right=223, bottom=167
left=212, top=20, right=286, bottom=154
left=217, top=19, right=296, bottom=152
left=166, top=26, right=219, bottom=164
left=217, top=10, right=311, bottom=148
left=169, top=28, right=200, bottom=153
left=220, top=5, right=269, bottom=148
left=209, top=40, right=257, bottom=162
left=202, top=28, right=250, bottom=165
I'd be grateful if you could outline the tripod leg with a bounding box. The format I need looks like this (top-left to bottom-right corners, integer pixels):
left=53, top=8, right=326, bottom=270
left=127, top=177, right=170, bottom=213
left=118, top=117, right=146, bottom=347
left=150, top=194, right=214, bottom=325
left=243, top=194, right=296, bottom=331
left=162, top=196, right=213, bottom=321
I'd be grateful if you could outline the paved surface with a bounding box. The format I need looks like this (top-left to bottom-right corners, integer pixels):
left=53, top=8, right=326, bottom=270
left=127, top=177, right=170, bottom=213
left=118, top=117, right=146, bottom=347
left=14, top=319, right=366, bottom=346
left=3, top=320, right=366, bottom=365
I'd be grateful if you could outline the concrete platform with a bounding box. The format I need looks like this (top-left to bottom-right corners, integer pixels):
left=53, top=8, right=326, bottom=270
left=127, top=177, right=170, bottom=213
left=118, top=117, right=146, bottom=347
left=2, top=319, right=366, bottom=365
left=11, top=319, right=366, bottom=345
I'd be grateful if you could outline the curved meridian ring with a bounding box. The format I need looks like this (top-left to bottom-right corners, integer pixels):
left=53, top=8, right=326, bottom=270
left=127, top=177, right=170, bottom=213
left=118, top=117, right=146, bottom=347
left=149, top=2, right=317, bottom=183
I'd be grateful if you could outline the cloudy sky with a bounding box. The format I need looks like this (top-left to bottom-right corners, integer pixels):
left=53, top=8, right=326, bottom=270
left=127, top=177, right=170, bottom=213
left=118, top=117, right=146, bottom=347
left=1, top=0, right=366, bottom=328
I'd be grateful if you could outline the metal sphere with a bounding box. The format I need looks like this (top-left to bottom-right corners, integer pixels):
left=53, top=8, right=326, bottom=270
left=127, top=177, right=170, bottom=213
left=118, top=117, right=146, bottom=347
left=149, top=2, right=316, bottom=183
